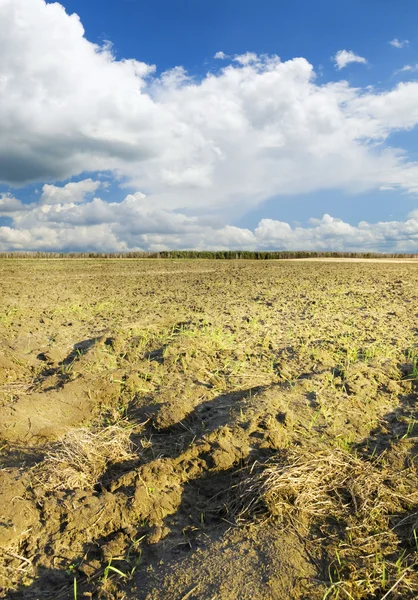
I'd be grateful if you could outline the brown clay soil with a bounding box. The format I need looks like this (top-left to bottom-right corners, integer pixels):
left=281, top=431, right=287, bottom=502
left=1, top=259, right=418, bottom=599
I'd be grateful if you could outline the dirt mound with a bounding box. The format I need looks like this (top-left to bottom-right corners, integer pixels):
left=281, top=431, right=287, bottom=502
left=1, top=379, right=417, bottom=599
left=0, top=336, right=123, bottom=442
left=142, top=525, right=315, bottom=600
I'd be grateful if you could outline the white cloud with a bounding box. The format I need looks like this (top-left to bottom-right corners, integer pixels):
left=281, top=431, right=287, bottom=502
left=39, top=179, right=103, bottom=205
left=396, top=64, right=418, bottom=75
left=215, top=51, right=260, bottom=64
left=0, top=0, right=158, bottom=185
left=1, top=0, right=418, bottom=243
left=233, top=52, right=260, bottom=65
left=2, top=189, right=418, bottom=253
left=159, top=66, right=191, bottom=88
left=0, top=193, right=27, bottom=213
left=333, top=50, right=367, bottom=70
left=389, top=38, right=409, bottom=49
left=254, top=214, right=418, bottom=251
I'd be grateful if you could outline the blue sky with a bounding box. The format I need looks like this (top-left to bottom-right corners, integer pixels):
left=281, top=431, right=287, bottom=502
left=62, top=0, right=416, bottom=78
left=1, top=0, right=418, bottom=252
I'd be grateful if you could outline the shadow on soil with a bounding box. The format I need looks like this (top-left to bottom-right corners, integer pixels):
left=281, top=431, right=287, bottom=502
left=122, top=384, right=269, bottom=465
left=0, top=443, right=45, bottom=469
left=356, top=383, right=418, bottom=460
left=6, top=461, right=258, bottom=600
left=34, top=335, right=109, bottom=390
left=5, top=374, right=418, bottom=599
left=4, top=382, right=279, bottom=599
left=354, top=382, right=418, bottom=555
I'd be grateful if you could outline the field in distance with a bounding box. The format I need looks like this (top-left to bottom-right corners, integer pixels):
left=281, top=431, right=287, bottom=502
left=1, top=258, right=418, bottom=599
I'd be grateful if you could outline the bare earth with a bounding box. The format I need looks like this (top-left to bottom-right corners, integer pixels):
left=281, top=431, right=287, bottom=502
left=1, top=259, right=418, bottom=599
left=288, top=258, right=418, bottom=262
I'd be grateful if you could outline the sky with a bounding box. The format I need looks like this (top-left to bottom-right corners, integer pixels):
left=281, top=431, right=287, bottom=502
left=1, top=0, right=418, bottom=252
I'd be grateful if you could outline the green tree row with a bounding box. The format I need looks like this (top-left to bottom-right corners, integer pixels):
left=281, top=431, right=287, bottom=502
left=1, top=250, right=417, bottom=259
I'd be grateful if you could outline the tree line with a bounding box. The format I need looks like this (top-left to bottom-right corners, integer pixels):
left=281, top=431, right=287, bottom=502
left=1, top=250, right=417, bottom=259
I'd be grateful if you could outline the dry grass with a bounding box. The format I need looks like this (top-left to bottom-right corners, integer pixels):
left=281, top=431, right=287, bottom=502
left=36, top=425, right=136, bottom=491
left=232, top=447, right=418, bottom=598
left=236, top=448, right=413, bottom=524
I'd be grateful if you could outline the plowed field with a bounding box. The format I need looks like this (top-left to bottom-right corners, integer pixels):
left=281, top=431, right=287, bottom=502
left=1, top=259, right=418, bottom=599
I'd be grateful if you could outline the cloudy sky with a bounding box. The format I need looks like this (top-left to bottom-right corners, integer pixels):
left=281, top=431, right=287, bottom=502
left=1, top=0, right=418, bottom=252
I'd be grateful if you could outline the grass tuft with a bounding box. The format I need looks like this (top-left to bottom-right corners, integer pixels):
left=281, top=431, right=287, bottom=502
left=231, top=447, right=418, bottom=598
left=36, top=425, right=136, bottom=491
left=236, top=448, right=413, bottom=523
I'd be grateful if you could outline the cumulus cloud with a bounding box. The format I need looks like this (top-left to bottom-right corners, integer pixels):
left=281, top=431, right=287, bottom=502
left=39, top=179, right=103, bottom=205
left=1, top=0, right=418, bottom=215
left=254, top=214, right=418, bottom=251
left=214, top=51, right=228, bottom=60
left=2, top=0, right=418, bottom=252
left=333, top=50, right=367, bottom=69
left=0, top=193, right=27, bottom=213
left=389, top=38, right=409, bottom=49
left=2, top=188, right=418, bottom=253
left=0, top=0, right=158, bottom=185
left=233, top=52, right=260, bottom=65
